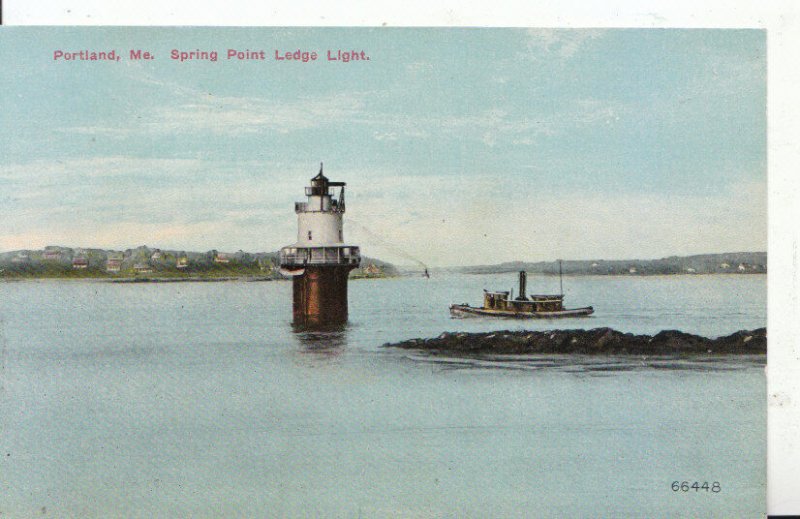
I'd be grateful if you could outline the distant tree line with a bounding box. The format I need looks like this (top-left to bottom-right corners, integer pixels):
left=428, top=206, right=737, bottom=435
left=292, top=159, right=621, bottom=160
left=0, top=245, right=279, bottom=278
left=460, top=252, right=767, bottom=276
left=0, top=245, right=400, bottom=279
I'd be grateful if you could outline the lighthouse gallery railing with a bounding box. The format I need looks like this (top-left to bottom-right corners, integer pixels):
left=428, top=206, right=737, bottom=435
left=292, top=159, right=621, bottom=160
left=280, top=246, right=361, bottom=266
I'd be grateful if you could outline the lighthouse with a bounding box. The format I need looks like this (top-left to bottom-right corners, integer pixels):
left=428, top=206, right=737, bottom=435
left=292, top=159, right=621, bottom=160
left=279, top=164, right=361, bottom=326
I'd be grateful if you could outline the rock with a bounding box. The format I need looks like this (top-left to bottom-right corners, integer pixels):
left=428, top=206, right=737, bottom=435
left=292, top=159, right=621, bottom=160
left=384, top=327, right=767, bottom=356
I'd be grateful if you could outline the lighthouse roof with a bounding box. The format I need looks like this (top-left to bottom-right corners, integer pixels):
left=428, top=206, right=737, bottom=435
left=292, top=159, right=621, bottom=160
left=312, top=162, right=328, bottom=183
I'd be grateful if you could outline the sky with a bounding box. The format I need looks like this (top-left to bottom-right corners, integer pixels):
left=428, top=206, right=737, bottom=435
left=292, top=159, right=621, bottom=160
left=0, top=28, right=766, bottom=266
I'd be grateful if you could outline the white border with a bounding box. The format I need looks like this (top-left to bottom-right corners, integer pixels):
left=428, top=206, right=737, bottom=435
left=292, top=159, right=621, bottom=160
left=0, top=1, right=789, bottom=28
left=3, top=0, right=799, bottom=514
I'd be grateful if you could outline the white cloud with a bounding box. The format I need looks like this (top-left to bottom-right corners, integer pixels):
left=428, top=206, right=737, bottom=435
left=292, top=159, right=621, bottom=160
left=0, top=156, right=312, bottom=252
left=56, top=60, right=621, bottom=147
left=525, top=29, right=607, bottom=59
left=61, top=93, right=368, bottom=138
left=372, top=131, right=399, bottom=141
left=150, top=93, right=367, bottom=135
left=345, top=174, right=766, bottom=266
left=429, top=100, right=621, bottom=146
left=404, top=61, right=435, bottom=74
left=0, top=157, right=766, bottom=265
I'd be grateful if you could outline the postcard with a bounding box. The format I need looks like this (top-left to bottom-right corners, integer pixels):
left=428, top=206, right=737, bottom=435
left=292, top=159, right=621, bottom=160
left=0, top=26, right=775, bottom=517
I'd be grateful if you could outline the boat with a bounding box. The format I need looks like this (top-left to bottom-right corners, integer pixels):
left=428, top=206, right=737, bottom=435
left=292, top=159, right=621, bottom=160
left=450, top=264, right=594, bottom=319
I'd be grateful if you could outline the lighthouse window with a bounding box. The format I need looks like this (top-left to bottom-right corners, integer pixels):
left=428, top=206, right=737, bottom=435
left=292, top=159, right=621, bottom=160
left=308, top=231, right=312, bottom=240
left=339, top=230, right=343, bottom=241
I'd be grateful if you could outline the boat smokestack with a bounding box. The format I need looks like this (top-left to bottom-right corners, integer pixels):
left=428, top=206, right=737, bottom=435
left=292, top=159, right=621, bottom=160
left=518, top=271, right=528, bottom=300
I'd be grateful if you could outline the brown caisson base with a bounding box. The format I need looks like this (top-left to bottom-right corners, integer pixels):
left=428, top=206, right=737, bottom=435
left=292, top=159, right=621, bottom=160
left=292, top=266, right=355, bottom=326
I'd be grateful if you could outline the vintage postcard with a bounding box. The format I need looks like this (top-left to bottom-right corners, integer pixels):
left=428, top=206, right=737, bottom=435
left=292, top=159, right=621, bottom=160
left=0, top=27, right=771, bottom=517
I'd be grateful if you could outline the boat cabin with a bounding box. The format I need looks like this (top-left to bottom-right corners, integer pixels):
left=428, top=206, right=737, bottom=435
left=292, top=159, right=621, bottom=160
left=483, top=290, right=564, bottom=313
left=483, top=291, right=510, bottom=310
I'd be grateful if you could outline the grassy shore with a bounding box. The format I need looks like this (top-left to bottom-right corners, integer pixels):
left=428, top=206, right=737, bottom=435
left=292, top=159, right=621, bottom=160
left=0, top=267, right=396, bottom=282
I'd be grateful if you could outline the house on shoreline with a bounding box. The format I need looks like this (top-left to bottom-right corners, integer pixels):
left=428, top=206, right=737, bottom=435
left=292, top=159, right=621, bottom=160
left=106, top=252, right=123, bottom=273
left=43, top=247, right=63, bottom=261
left=133, top=263, right=152, bottom=274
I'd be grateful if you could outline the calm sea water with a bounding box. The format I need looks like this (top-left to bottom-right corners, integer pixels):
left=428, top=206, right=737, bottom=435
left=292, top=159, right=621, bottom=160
left=0, top=274, right=766, bottom=517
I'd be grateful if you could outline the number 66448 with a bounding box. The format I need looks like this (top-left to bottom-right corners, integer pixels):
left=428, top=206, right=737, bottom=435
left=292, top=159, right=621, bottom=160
left=671, top=481, right=721, bottom=493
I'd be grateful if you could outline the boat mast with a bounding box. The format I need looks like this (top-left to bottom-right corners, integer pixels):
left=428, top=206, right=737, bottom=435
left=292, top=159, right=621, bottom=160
left=558, top=259, right=563, bottom=297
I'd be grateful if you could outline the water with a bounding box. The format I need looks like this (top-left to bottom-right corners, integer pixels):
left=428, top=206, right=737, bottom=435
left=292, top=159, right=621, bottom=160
left=0, top=274, right=766, bottom=517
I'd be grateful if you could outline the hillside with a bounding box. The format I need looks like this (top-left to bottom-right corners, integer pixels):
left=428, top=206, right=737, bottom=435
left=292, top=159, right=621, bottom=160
left=459, top=252, right=767, bottom=276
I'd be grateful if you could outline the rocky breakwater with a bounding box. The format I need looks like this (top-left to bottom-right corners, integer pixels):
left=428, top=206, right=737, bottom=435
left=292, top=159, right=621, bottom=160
left=384, top=328, right=766, bottom=356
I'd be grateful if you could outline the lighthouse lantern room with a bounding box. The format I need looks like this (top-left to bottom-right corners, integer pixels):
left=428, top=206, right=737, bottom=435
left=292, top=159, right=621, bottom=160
left=280, top=164, right=361, bottom=326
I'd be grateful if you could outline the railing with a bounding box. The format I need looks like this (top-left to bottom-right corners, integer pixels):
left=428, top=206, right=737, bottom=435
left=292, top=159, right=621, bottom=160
left=280, top=246, right=360, bottom=267
left=295, top=201, right=344, bottom=213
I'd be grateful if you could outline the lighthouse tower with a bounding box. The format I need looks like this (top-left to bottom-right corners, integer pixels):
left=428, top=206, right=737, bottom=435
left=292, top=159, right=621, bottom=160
left=279, top=164, right=361, bottom=326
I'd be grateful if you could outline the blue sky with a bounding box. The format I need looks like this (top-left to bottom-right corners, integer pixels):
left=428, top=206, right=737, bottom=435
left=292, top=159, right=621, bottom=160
left=0, top=28, right=765, bottom=266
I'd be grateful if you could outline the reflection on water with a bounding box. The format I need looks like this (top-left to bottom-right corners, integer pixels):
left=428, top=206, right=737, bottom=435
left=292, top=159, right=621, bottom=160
left=292, top=322, right=349, bottom=353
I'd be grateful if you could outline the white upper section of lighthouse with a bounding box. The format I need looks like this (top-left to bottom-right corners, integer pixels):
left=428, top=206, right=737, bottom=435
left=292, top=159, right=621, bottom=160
left=293, top=166, right=347, bottom=246
left=297, top=211, right=343, bottom=245
left=279, top=165, right=361, bottom=270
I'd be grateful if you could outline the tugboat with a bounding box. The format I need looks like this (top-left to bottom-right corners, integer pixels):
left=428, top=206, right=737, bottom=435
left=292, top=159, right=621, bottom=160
left=450, top=264, right=593, bottom=319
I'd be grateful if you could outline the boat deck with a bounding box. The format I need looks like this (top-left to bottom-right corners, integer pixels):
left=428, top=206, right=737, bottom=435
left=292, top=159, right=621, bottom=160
left=450, top=304, right=594, bottom=319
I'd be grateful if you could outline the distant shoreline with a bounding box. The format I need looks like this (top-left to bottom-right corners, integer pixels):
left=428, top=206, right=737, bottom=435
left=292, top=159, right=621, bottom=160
left=0, top=269, right=767, bottom=283
left=109, top=276, right=276, bottom=283
left=0, top=276, right=277, bottom=283
left=0, top=273, right=394, bottom=283
left=0, top=245, right=399, bottom=280
left=457, top=271, right=766, bottom=277
left=455, top=252, right=767, bottom=276
left=0, top=271, right=766, bottom=282
left=2, top=248, right=764, bottom=278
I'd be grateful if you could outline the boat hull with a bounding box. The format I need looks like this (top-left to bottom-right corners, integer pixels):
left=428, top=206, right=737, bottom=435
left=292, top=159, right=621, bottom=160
left=449, top=304, right=594, bottom=319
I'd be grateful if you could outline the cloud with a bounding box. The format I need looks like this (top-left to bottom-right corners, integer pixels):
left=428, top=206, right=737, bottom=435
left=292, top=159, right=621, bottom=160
left=0, top=221, right=228, bottom=252
left=344, top=175, right=766, bottom=266
left=372, top=131, right=399, bottom=141
left=525, top=29, right=607, bottom=59
left=60, top=93, right=368, bottom=138
left=55, top=58, right=621, bottom=148
left=0, top=156, right=313, bottom=252
left=151, top=93, right=367, bottom=135
left=428, top=100, right=621, bottom=147
left=404, top=61, right=435, bottom=74
left=0, top=157, right=766, bottom=265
